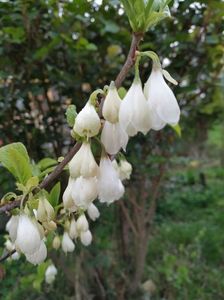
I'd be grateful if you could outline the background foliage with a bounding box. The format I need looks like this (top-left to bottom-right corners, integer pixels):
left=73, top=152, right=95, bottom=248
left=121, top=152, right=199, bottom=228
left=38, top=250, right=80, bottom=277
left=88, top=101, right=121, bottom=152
left=0, top=0, right=223, bottom=299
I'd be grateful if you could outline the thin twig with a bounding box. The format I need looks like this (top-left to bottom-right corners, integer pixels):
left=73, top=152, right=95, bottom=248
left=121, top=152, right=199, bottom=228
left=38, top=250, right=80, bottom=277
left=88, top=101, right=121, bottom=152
left=0, top=250, right=16, bottom=263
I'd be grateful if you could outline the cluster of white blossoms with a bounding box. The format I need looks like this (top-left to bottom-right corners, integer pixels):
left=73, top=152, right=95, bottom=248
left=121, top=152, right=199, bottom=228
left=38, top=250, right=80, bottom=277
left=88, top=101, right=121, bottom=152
left=4, top=51, right=180, bottom=265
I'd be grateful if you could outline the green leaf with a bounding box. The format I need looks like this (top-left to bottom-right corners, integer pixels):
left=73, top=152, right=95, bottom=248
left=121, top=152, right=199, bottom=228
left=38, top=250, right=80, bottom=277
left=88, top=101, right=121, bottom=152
left=37, top=158, right=58, bottom=172
left=0, top=143, right=32, bottom=184
left=65, top=105, right=77, bottom=128
left=49, top=182, right=61, bottom=207
left=26, top=176, right=39, bottom=191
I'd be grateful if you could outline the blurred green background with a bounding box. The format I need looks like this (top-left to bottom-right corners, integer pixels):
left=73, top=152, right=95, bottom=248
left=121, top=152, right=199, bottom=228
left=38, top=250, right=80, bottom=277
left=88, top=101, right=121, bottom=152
left=0, top=0, right=223, bottom=299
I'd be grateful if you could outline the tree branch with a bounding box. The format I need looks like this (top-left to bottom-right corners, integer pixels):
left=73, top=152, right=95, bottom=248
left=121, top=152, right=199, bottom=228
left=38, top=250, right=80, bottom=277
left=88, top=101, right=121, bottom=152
left=0, top=32, right=142, bottom=215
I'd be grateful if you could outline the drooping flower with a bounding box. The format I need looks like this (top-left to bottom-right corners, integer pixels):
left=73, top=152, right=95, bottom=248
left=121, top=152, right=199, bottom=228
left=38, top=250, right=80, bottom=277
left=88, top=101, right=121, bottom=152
left=76, top=214, right=89, bottom=232
left=80, top=230, right=92, bottom=246
left=71, top=176, right=98, bottom=209
left=6, top=215, right=19, bottom=242
left=45, top=264, right=58, bottom=284
left=87, top=203, right=100, bottom=221
left=119, top=79, right=151, bottom=136
left=102, top=82, right=121, bottom=123
left=37, top=197, right=54, bottom=223
left=15, top=214, right=42, bottom=255
left=25, top=240, right=47, bottom=265
left=73, top=101, right=101, bottom=138
left=63, top=177, right=77, bottom=211
left=97, top=156, right=124, bottom=204
left=144, top=63, right=180, bottom=128
left=69, top=218, right=78, bottom=239
left=69, top=142, right=98, bottom=178
left=62, top=232, right=75, bottom=253
left=101, top=121, right=128, bottom=155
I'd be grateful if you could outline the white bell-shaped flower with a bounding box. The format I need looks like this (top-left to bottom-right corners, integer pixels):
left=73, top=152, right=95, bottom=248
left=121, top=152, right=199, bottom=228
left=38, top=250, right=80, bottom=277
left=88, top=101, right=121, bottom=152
left=71, top=176, right=98, bottom=209
left=73, top=101, right=101, bottom=138
left=37, top=197, right=54, bottom=223
left=62, top=232, right=75, bottom=253
left=63, top=177, right=77, bottom=211
left=87, top=203, right=100, bottom=221
left=80, top=230, right=92, bottom=246
left=76, top=214, right=89, bottom=232
left=119, top=79, right=151, bottom=136
left=15, top=214, right=41, bottom=255
left=69, top=219, right=78, bottom=239
left=97, top=156, right=124, bottom=204
left=6, top=215, right=19, bottom=242
left=45, top=264, right=57, bottom=284
left=69, top=143, right=98, bottom=178
left=25, top=240, right=47, bottom=265
left=102, top=82, right=121, bottom=123
left=144, top=64, right=180, bottom=126
left=119, top=159, right=132, bottom=181
left=101, top=121, right=128, bottom=155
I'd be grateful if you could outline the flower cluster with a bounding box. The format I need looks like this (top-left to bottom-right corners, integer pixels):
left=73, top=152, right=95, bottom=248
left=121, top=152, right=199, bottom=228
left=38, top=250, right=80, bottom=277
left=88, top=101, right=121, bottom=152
left=4, top=51, right=180, bottom=265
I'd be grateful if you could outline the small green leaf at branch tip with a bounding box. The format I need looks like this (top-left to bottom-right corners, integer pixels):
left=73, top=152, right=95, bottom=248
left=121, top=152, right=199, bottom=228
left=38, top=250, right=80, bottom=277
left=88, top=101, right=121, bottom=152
left=66, top=105, right=77, bottom=128
left=170, top=124, right=182, bottom=138
left=49, top=182, right=61, bottom=207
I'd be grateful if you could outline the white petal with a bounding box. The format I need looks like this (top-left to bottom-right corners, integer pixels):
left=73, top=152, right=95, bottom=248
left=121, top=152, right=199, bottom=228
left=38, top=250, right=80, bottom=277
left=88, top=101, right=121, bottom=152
left=80, top=230, right=92, bottom=246
left=97, top=156, right=124, bottom=204
left=76, top=214, right=89, bottom=232
left=119, top=160, right=132, bottom=181
left=25, top=241, right=47, bottom=265
left=119, top=80, right=151, bottom=136
left=73, top=102, right=101, bottom=138
left=15, top=215, right=41, bottom=255
left=63, top=177, right=76, bottom=210
left=101, top=121, right=128, bottom=155
left=71, top=176, right=98, bottom=209
left=45, top=264, right=57, bottom=277
left=87, top=203, right=100, bottom=221
left=69, top=219, right=78, bottom=239
left=69, top=143, right=98, bottom=178
left=102, top=82, right=121, bottom=123
left=62, top=232, right=75, bottom=253
left=6, top=215, right=19, bottom=243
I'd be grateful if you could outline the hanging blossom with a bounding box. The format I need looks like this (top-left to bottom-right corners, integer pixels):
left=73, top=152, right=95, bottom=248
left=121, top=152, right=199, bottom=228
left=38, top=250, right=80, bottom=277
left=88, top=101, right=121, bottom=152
left=119, top=78, right=151, bottom=137
left=73, top=101, right=101, bottom=138
left=144, top=62, right=180, bottom=130
left=97, top=155, right=124, bottom=204
left=101, top=82, right=128, bottom=155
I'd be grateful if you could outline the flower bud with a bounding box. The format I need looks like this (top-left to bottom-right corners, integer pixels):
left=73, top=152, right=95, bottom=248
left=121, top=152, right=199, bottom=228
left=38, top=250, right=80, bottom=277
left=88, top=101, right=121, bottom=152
left=76, top=214, right=89, bottom=232
left=15, top=214, right=41, bottom=255
left=69, top=143, right=98, bottom=178
left=37, top=197, right=54, bottom=223
left=119, top=159, right=132, bottom=180
left=119, top=79, right=151, bottom=136
left=101, top=121, right=128, bottom=155
left=6, top=215, right=19, bottom=242
left=97, top=156, right=124, bottom=204
left=45, top=264, right=57, bottom=284
left=52, top=236, right=61, bottom=250
left=80, top=230, right=92, bottom=246
left=87, top=203, right=100, bottom=221
left=73, top=102, right=101, bottom=138
left=62, top=232, right=75, bottom=253
left=102, top=82, right=121, bottom=123
left=71, top=176, right=98, bottom=209
left=69, top=219, right=78, bottom=239
left=25, top=241, right=47, bottom=265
